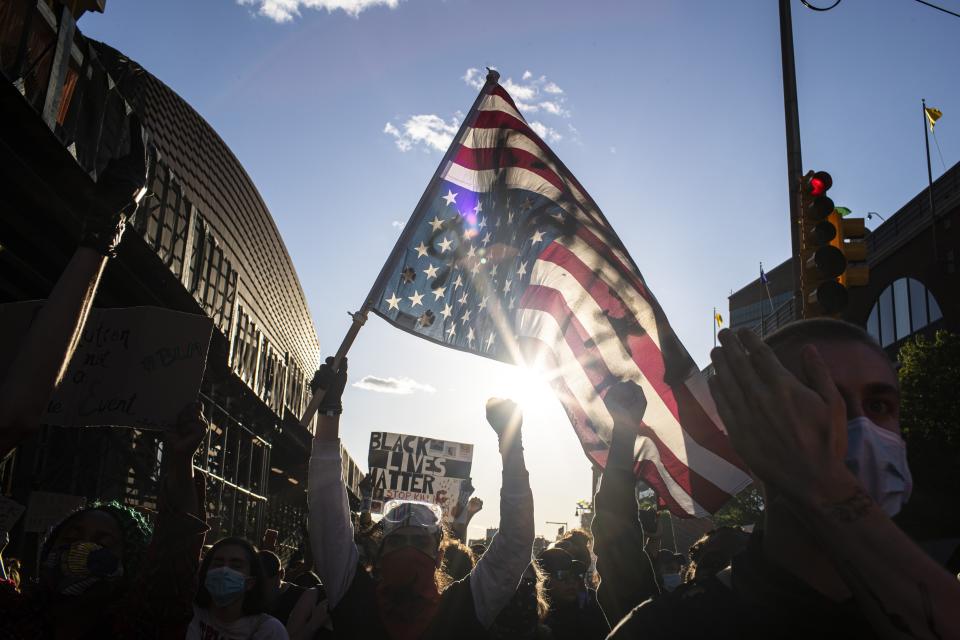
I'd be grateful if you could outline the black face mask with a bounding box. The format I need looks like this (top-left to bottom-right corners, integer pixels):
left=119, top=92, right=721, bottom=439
left=489, top=577, right=540, bottom=639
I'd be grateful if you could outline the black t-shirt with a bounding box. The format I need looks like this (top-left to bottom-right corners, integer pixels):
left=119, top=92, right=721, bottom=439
left=544, top=589, right=609, bottom=640
left=330, top=565, right=488, bottom=640
left=609, top=536, right=877, bottom=640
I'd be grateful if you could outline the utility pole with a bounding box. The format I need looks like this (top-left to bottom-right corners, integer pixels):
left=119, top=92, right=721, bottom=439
left=779, top=0, right=805, bottom=320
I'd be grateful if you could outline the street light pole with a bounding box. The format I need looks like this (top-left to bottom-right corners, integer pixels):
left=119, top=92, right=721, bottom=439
left=779, top=0, right=805, bottom=320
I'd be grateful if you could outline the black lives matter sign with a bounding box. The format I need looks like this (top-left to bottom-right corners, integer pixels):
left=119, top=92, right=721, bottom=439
left=367, top=431, right=473, bottom=514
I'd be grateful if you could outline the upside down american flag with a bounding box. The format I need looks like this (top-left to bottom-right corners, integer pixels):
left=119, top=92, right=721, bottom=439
left=370, top=70, right=750, bottom=516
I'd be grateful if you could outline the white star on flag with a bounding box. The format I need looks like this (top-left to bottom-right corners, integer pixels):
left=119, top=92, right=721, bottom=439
left=442, top=190, right=457, bottom=206
left=531, top=229, right=545, bottom=244
left=429, top=216, right=444, bottom=232
left=423, top=263, right=439, bottom=279
left=440, top=303, right=453, bottom=319
left=438, top=236, right=453, bottom=253
left=408, top=290, right=424, bottom=307
left=415, top=242, right=429, bottom=258
left=432, top=286, right=446, bottom=301
left=385, top=293, right=401, bottom=310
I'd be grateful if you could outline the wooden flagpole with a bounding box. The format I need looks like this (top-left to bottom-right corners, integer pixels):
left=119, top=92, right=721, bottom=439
left=300, top=68, right=502, bottom=428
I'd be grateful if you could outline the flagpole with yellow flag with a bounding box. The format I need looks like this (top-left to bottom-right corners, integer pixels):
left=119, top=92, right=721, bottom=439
left=713, top=308, right=723, bottom=347
left=922, top=98, right=941, bottom=260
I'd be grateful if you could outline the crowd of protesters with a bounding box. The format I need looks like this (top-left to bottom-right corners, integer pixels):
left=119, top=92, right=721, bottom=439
left=1, top=127, right=960, bottom=639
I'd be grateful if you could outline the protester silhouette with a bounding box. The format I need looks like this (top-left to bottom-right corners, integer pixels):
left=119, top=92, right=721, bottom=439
left=306, top=356, right=534, bottom=639
left=608, top=321, right=960, bottom=639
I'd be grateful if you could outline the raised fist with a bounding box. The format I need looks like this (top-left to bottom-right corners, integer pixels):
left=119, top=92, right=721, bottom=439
left=485, top=397, right=522, bottom=438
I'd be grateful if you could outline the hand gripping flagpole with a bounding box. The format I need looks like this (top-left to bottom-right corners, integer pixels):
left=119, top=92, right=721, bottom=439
left=300, top=68, right=502, bottom=429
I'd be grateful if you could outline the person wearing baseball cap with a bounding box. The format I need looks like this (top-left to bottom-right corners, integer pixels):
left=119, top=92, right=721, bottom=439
left=537, top=548, right=609, bottom=640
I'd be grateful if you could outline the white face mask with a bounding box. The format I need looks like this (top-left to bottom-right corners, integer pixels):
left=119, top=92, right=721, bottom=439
left=844, top=417, right=913, bottom=517
left=661, top=573, right=682, bottom=592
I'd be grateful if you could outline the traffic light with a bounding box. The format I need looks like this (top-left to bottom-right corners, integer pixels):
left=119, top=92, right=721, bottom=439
left=798, top=171, right=869, bottom=316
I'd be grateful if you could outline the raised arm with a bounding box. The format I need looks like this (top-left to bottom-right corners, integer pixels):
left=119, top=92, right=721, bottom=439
left=306, top=357, right=358, bottom=609
left=470, top=398, right=535, bottom=628
left=125, top=403, right=209, bottom=633
left=0, top=118, right=146, bottom=457
left=592, top=382, right=660, bottom=626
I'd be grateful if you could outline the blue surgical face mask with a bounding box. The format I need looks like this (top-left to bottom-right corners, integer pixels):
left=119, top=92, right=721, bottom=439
left=661, top=573, right=682, bottom=592
left=204, top=566, right=248, bottom=607
left=844, top=417, right=913, bottom=517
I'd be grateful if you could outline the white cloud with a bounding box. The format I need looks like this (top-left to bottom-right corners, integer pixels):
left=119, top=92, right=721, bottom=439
left=610, top=146, right=617, bottom=154
left=386, top=69, right=574, bottom=154
left=529, top=121, right=562, bottom=143
left=539, top=100, right=568, bottom=117
left=502, top=78, right=537, bottom=102
left=353, top=375, right=436, bottom=394
left=470, top=69, right=571, bottom=125
left=237, top=0, right=403, bottom=21
left=391, top=220, right=404, bottom=228
left=463, top=68, right=485, bottom=90
left=383, top=113, right=460, bottom=152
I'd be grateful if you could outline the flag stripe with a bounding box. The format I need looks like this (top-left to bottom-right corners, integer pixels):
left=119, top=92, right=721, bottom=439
left=518, top=333, right=704, bottom=514
left=536, top=242, right=746, bottom=471
left=453, top=146, right=568, bottom=193
left=517, top=286, right=734, bottom=511
left=459, top=126, right=607, bottom=228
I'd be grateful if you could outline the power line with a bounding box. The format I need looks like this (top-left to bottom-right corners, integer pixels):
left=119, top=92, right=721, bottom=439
left=800, top=0, right=843, bottom=11
left=911, top=0, right=960, bottom=19
left=799, top=0, right=960, bottom=19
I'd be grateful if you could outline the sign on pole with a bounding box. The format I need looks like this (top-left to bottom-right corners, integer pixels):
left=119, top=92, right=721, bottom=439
left=0, top=302, right=213, bottom=430
left=367, top=431, right=474, bottom=522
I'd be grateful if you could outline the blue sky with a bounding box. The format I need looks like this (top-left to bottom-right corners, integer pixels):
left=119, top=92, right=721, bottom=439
left=81, top=0, right=959, bottom=539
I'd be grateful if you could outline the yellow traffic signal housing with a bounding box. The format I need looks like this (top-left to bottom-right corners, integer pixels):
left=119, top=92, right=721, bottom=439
left=831, top=214, right=869, bottom=287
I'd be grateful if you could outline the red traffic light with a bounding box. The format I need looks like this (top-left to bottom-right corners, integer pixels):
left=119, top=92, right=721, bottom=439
left=808, top=171, right=832, bottom=197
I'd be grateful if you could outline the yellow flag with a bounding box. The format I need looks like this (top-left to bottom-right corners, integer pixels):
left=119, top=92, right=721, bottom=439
left=925, top=107, right=942, bottom=132
left=715, top=312, right=723, bottom=328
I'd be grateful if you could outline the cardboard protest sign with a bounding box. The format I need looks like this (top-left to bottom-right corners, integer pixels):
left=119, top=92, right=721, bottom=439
left=0, top=302, right=213, bottom=430
left=367, top=431, right=474, bottom=521
left=23, top=491, right=86, bottom=533
left=0, top=496, right=26, bottom=532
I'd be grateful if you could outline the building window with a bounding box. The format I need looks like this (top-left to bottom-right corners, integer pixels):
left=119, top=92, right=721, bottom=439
left=134, top=158, right=190, bottom=280
left=866, top=278, right=943, bottom=347
left=188, top=215, right=238, bottom=334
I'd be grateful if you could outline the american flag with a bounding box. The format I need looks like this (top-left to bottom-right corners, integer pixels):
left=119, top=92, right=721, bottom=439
left=372, top=74, right=750, bottom=516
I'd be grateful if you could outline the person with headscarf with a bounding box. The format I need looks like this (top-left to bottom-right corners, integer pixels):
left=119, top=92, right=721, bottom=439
left=0, top=403, right=209, bottom=639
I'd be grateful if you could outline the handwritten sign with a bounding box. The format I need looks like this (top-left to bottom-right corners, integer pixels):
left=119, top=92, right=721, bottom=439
left=23, top=491, right=86, bottom=533
left=0, top=496, right=26, bottom=532
left=0, top=302, right=213, bottom=430
left=367, top=431, right=474, bottom=521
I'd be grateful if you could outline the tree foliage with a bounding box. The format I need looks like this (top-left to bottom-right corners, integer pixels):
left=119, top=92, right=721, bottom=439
left=898, top=330, right=960, bottom=451
left=895, top=330, right=960, bottom=538
left=711, top=485, right=764, bottom=529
